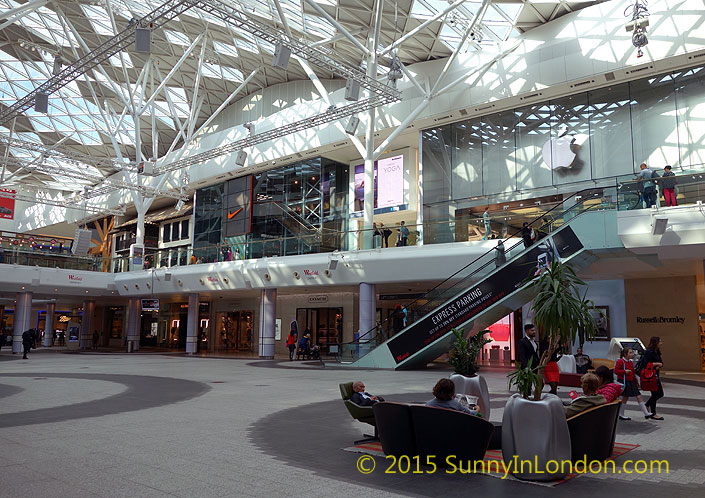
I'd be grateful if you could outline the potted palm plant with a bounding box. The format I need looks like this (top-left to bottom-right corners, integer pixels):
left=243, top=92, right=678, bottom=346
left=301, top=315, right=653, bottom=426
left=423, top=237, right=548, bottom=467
left=502, top=261, right=599, bottom=481
left=448, top=328, right=492, bottom=419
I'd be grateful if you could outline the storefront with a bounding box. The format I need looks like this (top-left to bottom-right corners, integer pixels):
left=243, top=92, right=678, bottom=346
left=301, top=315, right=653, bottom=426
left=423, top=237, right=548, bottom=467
left=215, top=310, right=254, bottom=352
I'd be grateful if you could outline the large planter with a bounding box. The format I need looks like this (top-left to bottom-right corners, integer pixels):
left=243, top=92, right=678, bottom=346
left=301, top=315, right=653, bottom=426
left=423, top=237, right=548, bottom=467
left=449, top=373, right=491, bottom=420
left=501, top=393, right=571, bottom=481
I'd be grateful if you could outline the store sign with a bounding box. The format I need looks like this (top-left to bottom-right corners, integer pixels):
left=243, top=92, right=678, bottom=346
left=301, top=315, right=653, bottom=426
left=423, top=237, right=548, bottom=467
left=303, top=269, right=319, bottom=278
left=387, top=227, right=584, bottom=364
left=636, top=316, right=685, bottom=324
left=58, top=315, right=71, bottom=323
left=207, top=276, right=219, bottom=283
left=141, top=298, right=160, bottom=311
left=308, top=295, right=328, bottom=304
left=0, top=189, right=15, bottom=219
left=68, top=274, right=83, bottom=283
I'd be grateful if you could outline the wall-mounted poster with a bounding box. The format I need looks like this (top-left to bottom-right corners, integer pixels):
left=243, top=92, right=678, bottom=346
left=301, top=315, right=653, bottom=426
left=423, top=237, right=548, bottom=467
left=0, top=189, right=16, bottom=219
left=353, top=154, right=404, bottom=212
left=590, top=306, right=610, bottom=341
left=376, top=155, right=404, bottom=209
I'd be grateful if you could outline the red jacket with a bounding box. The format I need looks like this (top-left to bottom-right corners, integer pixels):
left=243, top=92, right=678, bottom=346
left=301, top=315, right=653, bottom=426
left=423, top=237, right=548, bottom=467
left=615, top=358, right=636, bottom=382
left=597, top=382, right=623, bottom=403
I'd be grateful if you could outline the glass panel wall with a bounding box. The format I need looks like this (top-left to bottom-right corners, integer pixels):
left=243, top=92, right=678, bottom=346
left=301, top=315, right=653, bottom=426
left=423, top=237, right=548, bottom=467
left=421, top=64, right=705, bottom=232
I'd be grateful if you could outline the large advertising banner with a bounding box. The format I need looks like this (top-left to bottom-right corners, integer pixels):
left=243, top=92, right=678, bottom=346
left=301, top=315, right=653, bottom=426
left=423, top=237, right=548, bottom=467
left=0, top=189, right=16, bottom=219
left=387, top=227, right=584, bottom=364
left=376, top=154, right=404, bottom=209
left=353, top=154, right=405, bottom=212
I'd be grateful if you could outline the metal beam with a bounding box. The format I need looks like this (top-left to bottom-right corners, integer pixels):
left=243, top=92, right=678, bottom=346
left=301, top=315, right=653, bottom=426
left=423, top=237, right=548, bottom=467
left=0, top=189, right=126, bottom=216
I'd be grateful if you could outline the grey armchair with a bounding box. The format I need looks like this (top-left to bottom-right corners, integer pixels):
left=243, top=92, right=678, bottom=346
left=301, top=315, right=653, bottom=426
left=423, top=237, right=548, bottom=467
left=339, top=382, right=378, bottom=444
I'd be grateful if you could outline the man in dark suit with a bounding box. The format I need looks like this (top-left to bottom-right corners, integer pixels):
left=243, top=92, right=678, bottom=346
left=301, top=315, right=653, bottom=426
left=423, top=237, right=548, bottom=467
left=517, top=324, right=540, bottom=370
left=350, top=381, right=385, bottom=406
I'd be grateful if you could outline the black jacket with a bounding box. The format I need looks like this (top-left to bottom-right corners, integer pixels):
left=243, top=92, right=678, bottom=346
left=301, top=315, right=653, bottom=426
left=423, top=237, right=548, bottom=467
left=517, top=336, right=540, bottom=369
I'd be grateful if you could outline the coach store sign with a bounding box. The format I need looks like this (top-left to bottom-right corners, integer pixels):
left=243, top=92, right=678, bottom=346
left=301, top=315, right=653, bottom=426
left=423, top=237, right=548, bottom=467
left=308, top=295, right=328, bottom=304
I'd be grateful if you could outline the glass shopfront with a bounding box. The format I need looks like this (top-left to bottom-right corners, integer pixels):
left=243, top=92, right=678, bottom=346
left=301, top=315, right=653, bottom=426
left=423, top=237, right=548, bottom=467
left=215, top=310, right=254, bottom=352
left=296, top=307, right=343, bottom=352
left=421, top=65, right=705, bottom=236
left=140, top=302, right=188, bottom=349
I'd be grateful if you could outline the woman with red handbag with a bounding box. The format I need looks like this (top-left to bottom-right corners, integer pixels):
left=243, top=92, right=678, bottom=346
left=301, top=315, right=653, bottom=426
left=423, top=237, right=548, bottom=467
left=641, top=337, right=665, bottom=420
left=614, top=348, right=653, bottom=420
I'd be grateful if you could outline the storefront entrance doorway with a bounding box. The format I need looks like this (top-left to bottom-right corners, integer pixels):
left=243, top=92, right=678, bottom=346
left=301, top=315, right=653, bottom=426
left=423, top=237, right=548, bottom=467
left=216, top=311, right=254, bottom=352
left=296, top=307, right=342, bottom=352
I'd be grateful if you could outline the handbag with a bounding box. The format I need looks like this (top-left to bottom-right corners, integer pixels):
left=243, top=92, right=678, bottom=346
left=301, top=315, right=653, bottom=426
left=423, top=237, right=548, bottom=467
left=640, top=362, right=658, bottom=391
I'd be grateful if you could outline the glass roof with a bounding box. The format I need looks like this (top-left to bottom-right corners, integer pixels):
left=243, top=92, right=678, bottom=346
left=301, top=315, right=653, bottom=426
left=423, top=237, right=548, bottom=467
left=0, top=0, right=605, bottom=194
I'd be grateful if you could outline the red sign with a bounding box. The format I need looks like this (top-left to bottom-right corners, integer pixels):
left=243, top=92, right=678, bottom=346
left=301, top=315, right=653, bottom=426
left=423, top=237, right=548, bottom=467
left=0, top=189, right=15, bottom=219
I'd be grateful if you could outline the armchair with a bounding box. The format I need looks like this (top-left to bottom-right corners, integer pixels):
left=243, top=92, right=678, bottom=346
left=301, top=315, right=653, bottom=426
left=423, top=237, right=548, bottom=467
left=567, top=401, right=620, bottom=462
left=339, top=382, right=378, bottom=444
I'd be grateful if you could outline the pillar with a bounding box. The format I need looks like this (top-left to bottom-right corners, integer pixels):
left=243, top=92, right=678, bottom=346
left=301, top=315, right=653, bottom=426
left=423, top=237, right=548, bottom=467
left=80, top=300, right=95, bottom=350
left=185, top=293, right=198, bottom=354
left=43, top=301, right=55, bottom=347
left=126, top=297, right=141, bottom=352
left=359, top=283, right=376, bottom=339
left=258, top=288, right=276, bottom=359
left=12, top=291, right=32, bottom=353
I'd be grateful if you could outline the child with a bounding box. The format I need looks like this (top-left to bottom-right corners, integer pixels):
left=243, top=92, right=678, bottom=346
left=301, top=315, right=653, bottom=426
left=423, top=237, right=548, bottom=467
left=614, top=347, right=652, bottom=420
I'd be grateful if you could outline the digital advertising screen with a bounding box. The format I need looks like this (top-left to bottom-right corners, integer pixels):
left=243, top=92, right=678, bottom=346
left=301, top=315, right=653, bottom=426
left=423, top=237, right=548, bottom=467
left=0, top=189, right=16, bottom=219
left=353, top=154, right=404, bottom=212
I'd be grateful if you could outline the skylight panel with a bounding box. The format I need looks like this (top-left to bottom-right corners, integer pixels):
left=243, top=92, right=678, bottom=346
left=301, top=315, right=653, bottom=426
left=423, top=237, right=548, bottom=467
left=213, top=41, right=239, bottom=58
left=494, top=3, right=523, bottom=22
left=165, top=30, right=191, bottom=46
left=485, top=23, right=511, bottom=41
left=220, top=66, right=244, bottom=82
left=81, top=6, right=116, bottom=36
left=233, top=35, right=258, bottom=54
left=110, top=52, right=134, bottom=68
left=304, top=15, right=335, bottom=39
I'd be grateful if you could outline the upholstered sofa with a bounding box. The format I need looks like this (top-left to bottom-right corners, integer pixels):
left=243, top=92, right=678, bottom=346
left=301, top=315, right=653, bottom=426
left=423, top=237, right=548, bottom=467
left=373, top=402, right=494, bottom=465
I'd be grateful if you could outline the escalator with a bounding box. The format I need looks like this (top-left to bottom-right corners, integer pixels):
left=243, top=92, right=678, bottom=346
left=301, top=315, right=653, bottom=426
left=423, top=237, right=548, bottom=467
left=346, top=188, right=623, bottom=370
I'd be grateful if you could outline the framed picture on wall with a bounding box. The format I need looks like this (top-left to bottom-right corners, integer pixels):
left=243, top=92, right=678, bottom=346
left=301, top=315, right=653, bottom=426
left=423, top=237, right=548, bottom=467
left=590, top=306, right=610, bottom=341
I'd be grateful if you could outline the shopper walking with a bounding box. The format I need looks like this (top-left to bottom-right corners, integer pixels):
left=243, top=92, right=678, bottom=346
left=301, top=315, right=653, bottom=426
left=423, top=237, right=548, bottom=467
left=286, top=330, right=297, bottom=361
left=372, top=223, right=382, bottom=249
left=661, top=165, right=677, bottom=206
left=482, top=207, right=491, bottom=240
left=521, top=222, right=534, bottom=249
left=399, top=221, right=409, bottom=246
left=22, top=328, right=35, bottom=359
left=642, top=336, right=665, bottom=420
left=381, top=224, right=392, bottom=248
left=614, top=347, right=653, bottom=420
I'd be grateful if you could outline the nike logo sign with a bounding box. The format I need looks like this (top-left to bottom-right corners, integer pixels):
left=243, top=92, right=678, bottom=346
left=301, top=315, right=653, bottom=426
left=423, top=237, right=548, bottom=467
left=227, top=208, right=242, bottom=220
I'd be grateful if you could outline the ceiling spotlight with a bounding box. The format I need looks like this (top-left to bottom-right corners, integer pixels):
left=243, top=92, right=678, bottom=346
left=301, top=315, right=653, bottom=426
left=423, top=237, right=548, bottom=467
left=243, top=122, right=255, bottom=135
left=175, top=199, right=185, bottom=211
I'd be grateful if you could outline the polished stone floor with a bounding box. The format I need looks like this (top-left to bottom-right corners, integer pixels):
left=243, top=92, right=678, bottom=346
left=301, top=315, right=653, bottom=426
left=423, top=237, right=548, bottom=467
left=1, top=349, right=703, bottom=498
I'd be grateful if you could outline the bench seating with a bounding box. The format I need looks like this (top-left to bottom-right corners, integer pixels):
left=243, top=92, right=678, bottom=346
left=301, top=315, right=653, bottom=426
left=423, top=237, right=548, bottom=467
left=373, top=402, right=494, bottom=465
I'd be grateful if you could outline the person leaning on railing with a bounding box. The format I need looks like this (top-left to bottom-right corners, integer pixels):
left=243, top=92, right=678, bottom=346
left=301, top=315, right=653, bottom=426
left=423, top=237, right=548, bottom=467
left=661, top=165, right=677, bottom=207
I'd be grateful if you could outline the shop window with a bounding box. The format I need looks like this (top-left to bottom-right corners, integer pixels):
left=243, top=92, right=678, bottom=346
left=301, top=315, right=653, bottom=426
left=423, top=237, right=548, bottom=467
left=163, top=224, right=171, bottom=243
left=171, top=222, right=180, bottom=241
left=181, top=219, right=189, bottom=240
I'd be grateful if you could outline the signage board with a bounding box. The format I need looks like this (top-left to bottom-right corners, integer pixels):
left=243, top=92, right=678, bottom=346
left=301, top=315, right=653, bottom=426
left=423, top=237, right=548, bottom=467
left=0, top=189, right=15, bottom=219
left=141, top=298, right=160, bottom=311
left=387, top=227, right=584, bottom=364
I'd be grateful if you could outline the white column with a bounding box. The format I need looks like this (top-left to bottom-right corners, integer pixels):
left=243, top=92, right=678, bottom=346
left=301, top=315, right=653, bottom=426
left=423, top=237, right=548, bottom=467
left=186, top=293, right=198, bottom=354
left=417, top=132, right=424, bottom=245
left=43, top=301, right=55, bottom=347
left=258, top=288, right=276, bottom=359
left=12, top=291, right=32, bottom=353
left=80, top=300, right=95, bottom=350
left=126, top=297, right=141, bottom=352
left=359, top=283, right=376, bottom=338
